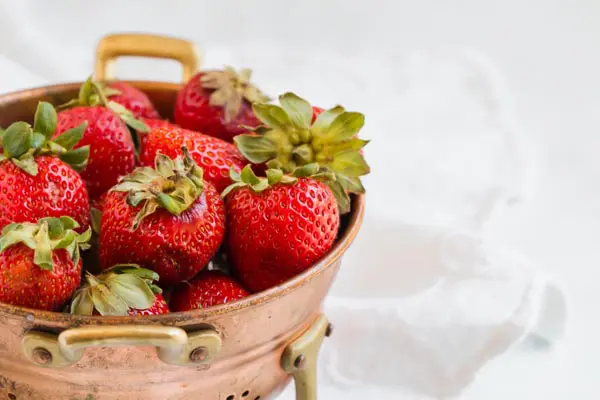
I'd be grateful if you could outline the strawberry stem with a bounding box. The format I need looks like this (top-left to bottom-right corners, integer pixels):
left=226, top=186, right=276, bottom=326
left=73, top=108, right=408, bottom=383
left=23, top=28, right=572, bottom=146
left=0, top=217, right=91, bottom=271
left=111, top=147, right=206, bottom=229
left=0, top=102, right=89, bottom=175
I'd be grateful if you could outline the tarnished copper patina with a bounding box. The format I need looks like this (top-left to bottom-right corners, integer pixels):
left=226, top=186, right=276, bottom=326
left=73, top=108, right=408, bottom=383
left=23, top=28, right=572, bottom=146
left=0, top=34, right=365, bottom=400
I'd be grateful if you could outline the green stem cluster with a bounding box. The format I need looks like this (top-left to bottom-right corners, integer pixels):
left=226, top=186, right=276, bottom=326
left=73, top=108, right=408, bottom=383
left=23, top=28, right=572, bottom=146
left=59, top=76, right=149, bottom=133
left=0, top=216, right=91, bottom=271
left=70, top=264, right=161, bottom=316
left=111, top=147, right=205, bottom=229
left=233, top=93, right=370, bottom=213
left=0, top=102, right=89, bottom=175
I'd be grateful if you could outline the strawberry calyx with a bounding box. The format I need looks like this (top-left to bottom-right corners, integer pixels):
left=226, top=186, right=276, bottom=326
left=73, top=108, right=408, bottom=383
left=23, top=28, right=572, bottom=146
left=59, top=76, right=149, bottom=133
left=0, top=102, right=89, bottom=175
left=111, top=147, right=205, bottom=229
left=233, top=93, right=369, bottom=214
left=221, top=163, right=335, bottom=197
left=70, top=264, right=161, bottom=316
left=201, top=66, right=269, bottom=123
left=90, top=207, right=102, bottom=235
left=0, top=216, right=91, bottom=271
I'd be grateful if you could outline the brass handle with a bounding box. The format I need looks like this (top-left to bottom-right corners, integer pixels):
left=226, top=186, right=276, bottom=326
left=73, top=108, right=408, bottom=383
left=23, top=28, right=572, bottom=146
left=95, top=33, right=201, bottom=83
left=22, top=325, right=221, bottom=368
left=282, top=315, right=331, bottom=400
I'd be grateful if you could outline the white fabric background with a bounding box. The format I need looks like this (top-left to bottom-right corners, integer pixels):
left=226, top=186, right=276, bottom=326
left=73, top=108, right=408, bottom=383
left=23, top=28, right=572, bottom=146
left=0, top=1, right=597, bottom=399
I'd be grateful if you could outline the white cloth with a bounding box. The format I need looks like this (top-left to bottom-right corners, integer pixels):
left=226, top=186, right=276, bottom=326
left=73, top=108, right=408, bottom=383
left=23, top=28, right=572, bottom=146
left=0, top=1, right=566, bottom=399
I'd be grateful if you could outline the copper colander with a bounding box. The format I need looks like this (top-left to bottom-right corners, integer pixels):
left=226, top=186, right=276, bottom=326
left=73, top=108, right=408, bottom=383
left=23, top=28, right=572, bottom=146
left=0, top=34, right=365, bottom=400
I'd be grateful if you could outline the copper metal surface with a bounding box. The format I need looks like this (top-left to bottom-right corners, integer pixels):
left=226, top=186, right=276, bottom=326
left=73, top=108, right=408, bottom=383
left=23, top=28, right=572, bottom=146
left=0, top=82, right=365, bottom=399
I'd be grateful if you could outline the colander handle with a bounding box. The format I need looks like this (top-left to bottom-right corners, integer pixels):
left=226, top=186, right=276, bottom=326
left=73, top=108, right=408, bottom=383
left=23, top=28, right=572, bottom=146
left=282, top=315, right=331, bottom=400
left=95, top=33, right=201, bottom=83
left=22, top=325, right=221, bottom=368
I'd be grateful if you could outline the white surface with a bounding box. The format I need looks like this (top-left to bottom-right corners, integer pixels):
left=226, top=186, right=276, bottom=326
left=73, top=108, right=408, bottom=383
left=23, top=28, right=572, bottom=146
left=0, top=0, right=597, bottom=398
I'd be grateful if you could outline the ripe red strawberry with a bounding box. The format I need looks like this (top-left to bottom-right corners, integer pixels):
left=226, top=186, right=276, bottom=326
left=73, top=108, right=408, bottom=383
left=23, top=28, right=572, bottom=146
left=55, top=78, right=149, bottom=199
left=174, top=67, right=269, bottom=142
left=170, top=270, right=249, bottom=311
left=100, top=149, right=225, bottom=286
left=129, top=293, right=169, bottom=316
left=138, top=118, right=178, bottom=152
left=223, top=165, right=340, bottom=292
left=234, top=93, right=369, bottom=213
left=71, top=264, right=169, bottom=316
left=0, top=102, right=90, bottom=230
left=55, top=106, right=135, bottom=199
left=0, top=217, right=91, bottom=311
left=106, top=81, right=160, bottom=120
left=143, top=118, right=177, bottom=131
left=139, top=126, right=245, bottom=192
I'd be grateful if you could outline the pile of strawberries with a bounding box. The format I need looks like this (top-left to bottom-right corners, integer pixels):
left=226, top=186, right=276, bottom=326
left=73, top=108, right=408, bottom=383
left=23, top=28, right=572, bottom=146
left=0, top=67, right=369, bottom=316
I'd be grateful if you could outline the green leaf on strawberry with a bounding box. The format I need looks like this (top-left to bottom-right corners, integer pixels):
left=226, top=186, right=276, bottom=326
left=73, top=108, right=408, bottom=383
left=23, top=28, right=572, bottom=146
left=221, top=163, right=335, bottom=197
left=33, top=101, right=57, bottom=140
left=0, top=102, right=90, bottom=175
left=279, top=92, right=313, bottom=129
left=0, top=216, right=91, bottom=271
left=59, top=76, right=150, bottom=133
left=79, top=78, right=95, bottom=106
left=53, top=122, right=88, bottom=150
left=3, top=121, right=33, bottom=159
left=231, top=134, right=277, bottom=164
left=201, top=67, right=270, bottom=123
left=106, top=100, right=149, bottom=133
left=58, top=146, right=90, bottom=172
left=106, top=273, right=155, bottom=309
left=90, top=207, right=102, bottom=234
left=70, top=264, right=161, bottom=316
left=111, top=147, right=207, bottom=230
left=11, top=150, right=38, bottom=175
left=233, top=92, right=370, bottom=214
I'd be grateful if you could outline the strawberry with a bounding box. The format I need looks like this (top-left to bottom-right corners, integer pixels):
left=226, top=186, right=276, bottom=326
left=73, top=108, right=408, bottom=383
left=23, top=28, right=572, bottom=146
left=170, top=270, right=249, bottom=311
left=0, top=102, right=90, bottom=230
left=142, top=118, right=179, bottom=133
left=100, top=149, right=225, bottom=286
left=129, top=293, right=169, bottom=316
left=139, top=126, right=246, bottom=193
left=142, top=118, right=177, bottom=131
left=174, top=67, right=269, bottom=142
left=0, top=216, right=91, bottom=311
left=71, top=264, right=169, bottom=316
left=138, top=118, right=178, bottom=153
left=105, top=81, right=160, bottom=120
left=222, top=165, right=340, bottom=292
left=56, top=105, right=136, bottom=199
left=234, top=93, right=369, bottom=213
left=55, top=77, right=149, bottom=199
